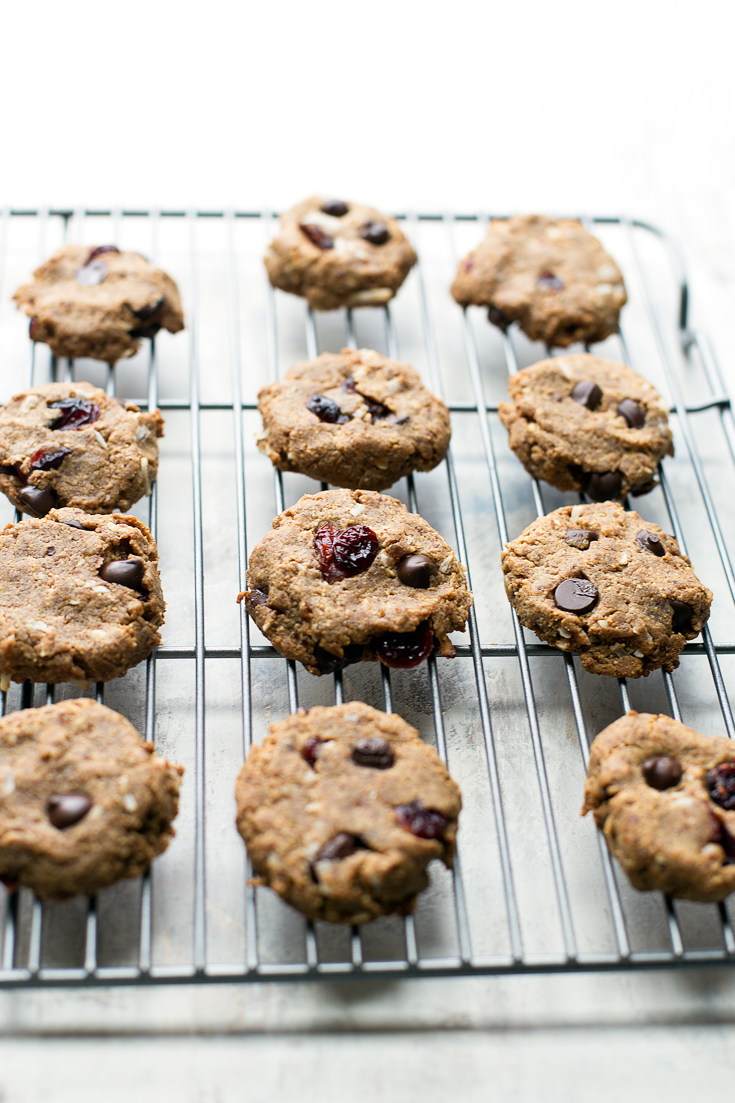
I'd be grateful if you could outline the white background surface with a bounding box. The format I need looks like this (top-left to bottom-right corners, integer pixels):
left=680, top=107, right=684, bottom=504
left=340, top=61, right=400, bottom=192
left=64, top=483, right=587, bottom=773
left=2, top=0, right=735, bottom=1098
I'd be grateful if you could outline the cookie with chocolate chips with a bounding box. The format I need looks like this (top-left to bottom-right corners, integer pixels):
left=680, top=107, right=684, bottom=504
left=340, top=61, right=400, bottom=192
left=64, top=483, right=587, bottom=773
left=501, top=501, right=711, bottom=678
left=238, top=488, right=472, bottom=676
left=13, top=245, right=184, bottom=363
left=236, top=702, right=461, bottom=923
left=583, top=710, right=735, bottom=902
left=256, top=348, right=450, bottom=490
left=498, top=354, right=673, bottom=500
left=451, top=214, right=627, bottom=346
left=0, top=698, right=182, bottom=900
left=0, top=507, right=164, bottom=685
left=0, top=382, right=163, bottom=516
left=264, top=197, right=417, bottom=311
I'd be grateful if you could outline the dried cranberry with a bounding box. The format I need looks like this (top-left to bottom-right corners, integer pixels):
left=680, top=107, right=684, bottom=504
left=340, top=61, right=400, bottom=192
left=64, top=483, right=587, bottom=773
left=87, top=245, right=120, bottom=262
left=536, top=269, right=564, bottom=290
left=711, top=812, right=735, bottom=864
left=395, top=800, right=448, bottom=839
left=0, top=875, right=18, bottom=893
left=341, top=377, right=390, bottom=422
left=49, top=399, right=100, bottom=431
left=375, top=621, right=434, bottom=669
left=29, top=318, right=40, bottom=341
left=30, top=445, right=72, bottom=472
left=302, top=736, right=323, bottom=766
left=487, top=304, right=509, bottom=329
left=306, top=394, right=351, bottom=424
left=300, top=223, right=334, bottom=249
left=708, top=763, right=735, bottom=811
left=129, top=322, right=161, bottom=339
left=314, top=523, right=379, bottom=583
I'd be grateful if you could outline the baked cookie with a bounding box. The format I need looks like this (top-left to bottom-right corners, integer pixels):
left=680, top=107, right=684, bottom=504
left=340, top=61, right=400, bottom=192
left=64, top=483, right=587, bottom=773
left=501, top=501, right=711, bottom=678
left=264, top=196, right=417, bottom=311
left=451, top=214, right=627, bottom=347
left=239, top=489, right=472, bottom=676
left=13, top=245, right=184, bottom=363
left=256, top=348, right=450, bottom=490
left=0, top=382, right=163, bottom=517
left=498, top=354, right=673, bottom=500
left=236, top=702, right=461, bottom=923
left=0, top=698, right=182, bottom=901
left=583, top=711, right=735, bottom=902
left=0, top=508, right=164, bottom=685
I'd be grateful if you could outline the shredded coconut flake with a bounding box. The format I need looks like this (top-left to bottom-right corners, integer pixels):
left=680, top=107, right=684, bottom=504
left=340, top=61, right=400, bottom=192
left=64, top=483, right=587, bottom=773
left=350, top=503, right=366, bottom=517
left=558, top=626, right=572, bottom=638
left=135, top=424, right=149, bottom=442
left=122, top=792, right=138, bottom=812
left=93, top=430, right=108, bottom=449
left=0, top=674, right=10, bottom=693
left=29, top=621, right=50, bottom=632
left=570, top=505, right=583, bottom=523
left=439, top=553, right=454, bottom=573
left=1, top=770, right=14, bottom=795
left=633, top=650, right=645, bottom=658
left=141, top=456, right=151, bottom=496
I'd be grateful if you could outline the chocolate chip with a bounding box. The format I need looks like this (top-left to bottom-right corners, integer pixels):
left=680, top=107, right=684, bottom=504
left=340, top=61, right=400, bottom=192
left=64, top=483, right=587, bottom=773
left=360, top=221, right=390, bottom=245
left=571, top=381, right=602, bottom=410
left=487, top=304, right=509, bottom=330
left=129, top=322, right=161, bottom=340
left=314, top=643, right=363, bottom=675
left=62, top=519, right=85, bottom=529
left=99, top=557, right=146, bottom=592
left=707, top=763, right=735, bottom=811
left=617, top=399, right=645, bottom=429
left=629, top=480, right=656, bottom=497
left=18, top=485, right=56, bottom=517
left=636, top=530, right=665, bottom=556
left=565, top=528, right=599, bottom=550
left=586, top=471, right=623, bottom=502
left=351, top=737, right=395, bottom=769
left=641, top=755, right=682, bottom=790
left=45, top=546, right=55, bottom=556
left=395, top=801, right=448, bottom=839
left=75, top=260, right=109, bottom=286
left=670, top=599, right=693, bottom=631
left=302, top=736, right=323, bottom=766
left=320, top=200, right=349, bottom=217
left=536, top=270, right=564, bottom=290
left=87, top=245, right=120, bottom=262
left=300, top=223, right=334, bottom=250
left=248, top=589, right=268, bottom=607
left=315, top=833, right=356, bottom=861
left=48, top=793, right=92, bottom=829
left=133, top=297, right=166, bottom=321
left=396, top=553, right=438, bottom=589
left=554, top=577, right=598, bottom=614
left=306, top=394, right=351, bottom=424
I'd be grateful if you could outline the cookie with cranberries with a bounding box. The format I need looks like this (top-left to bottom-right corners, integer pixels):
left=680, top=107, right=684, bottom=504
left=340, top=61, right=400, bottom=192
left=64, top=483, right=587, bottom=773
left=583, top=710, right=735, bottom=902
left=501, top=501, right=711, bottom=678
left=498, top=354, right=673, bottom=500
left=264, top=196, right=416, bottom=311
left=13, top=244, right=184, bottom=363
left=0, top=698, right=182, bottom=901
left=236, top=702, right=460, bottom=923
left=451, top=214, right=627, bottom=347
left=256, top=348, right=450, bottom=490
left=239, top=488, right=471, bottom=676
left=0, top=507, right=164, bottom=686
left=0, top=382, right=163, bottom=517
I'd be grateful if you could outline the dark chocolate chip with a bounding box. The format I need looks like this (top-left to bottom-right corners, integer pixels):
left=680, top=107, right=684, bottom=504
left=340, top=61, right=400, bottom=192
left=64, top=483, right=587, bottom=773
left=18, top=485, right=55, bottom=517
left=571, top=380, right=602, bottom=411
left=48, top=793, right=92, bottom=829
left=45, top=546, right=55, bottom=556
left=670, top=599, right=693, bottom=631
left=62, top=519, right=85, bottom=529
left=315, top=833, right=356, bottom=861
left=351, top=737, right=395, bottom=770
left=395, top=801, right=448, bottom=839
left=487, top=305, right=509, bottom=329
left=636, top=530, right=665, bottom=556
left=629, top=480, right=656, bottom=497
left=617, top=398, right=646, bottom=429
left=75, top=260, right=108, bottom=286
left=360, top=221, right=390, bottom=245
left=314, top=643, right=364, bottom=675
left=536, top=269, right=564, bottom=290
left=396, top=553, right=438, bottom=589
left=306, top=394, right=351, bottom=424
left=554, top=577, right=598, bottom=614
left=133, top=297, right=166, bottom=321
left=248, top=589, right=268, bottom=607
left=641, top=755, right=682, bottom=790
left=707, top=763, right=735, bottom=811
left=87, top=245, right=120, bottom=262
left=586, top=471, right=623, bottom=502
left=564, top=528, right=599, bottom=550
left=320, top=200, right=349, bottom=217
left=302, top=736, right=323, bottom=766
left=128, top=322, right=161, bottom=340
left=99, top=557, right=146, bottom=592
left=300, top=223, right=334, bottom=250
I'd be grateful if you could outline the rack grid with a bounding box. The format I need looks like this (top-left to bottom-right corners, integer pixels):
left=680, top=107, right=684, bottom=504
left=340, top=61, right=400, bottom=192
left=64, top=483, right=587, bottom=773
left=0, top=208, right=733, bottom=986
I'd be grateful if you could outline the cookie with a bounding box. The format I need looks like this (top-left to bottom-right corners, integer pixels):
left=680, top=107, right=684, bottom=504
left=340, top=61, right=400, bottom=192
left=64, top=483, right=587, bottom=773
left=256, top=348, right=451, bottom=490
left=0, top=698, right=182, bottom=901
left=583, top=711, right=735, bottom=902
left=498, top=354, right=673, bottom=500
left=0, top=382, right=163, bottom=517
left=13, top=245, right=184, bottom=363
left=236, top=702, right=461, bottom=923
left=501, top=501, right=711, bottom=678
left=451, top=214, right=627, bottom=347
left=239, top=489, right=472, bottom=676
left=0, top=508, right=164, bottom=686
left=264, top=196, right=417, bottom=311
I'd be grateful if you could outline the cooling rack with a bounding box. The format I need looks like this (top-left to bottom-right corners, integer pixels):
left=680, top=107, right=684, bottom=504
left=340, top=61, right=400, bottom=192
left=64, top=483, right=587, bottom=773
left=0, top=207, right=733, bottom=988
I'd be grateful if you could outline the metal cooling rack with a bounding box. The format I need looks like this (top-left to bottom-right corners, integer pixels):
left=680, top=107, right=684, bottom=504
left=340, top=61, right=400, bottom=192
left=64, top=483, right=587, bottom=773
left=0, top=207, right=733, bottom=987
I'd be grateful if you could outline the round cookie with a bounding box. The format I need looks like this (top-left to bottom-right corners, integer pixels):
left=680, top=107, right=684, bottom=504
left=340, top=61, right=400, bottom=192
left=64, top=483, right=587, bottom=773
left=0, top=381, right=164, bottom=517
left=0, top=507, right=164, bottom=685
left=583, top=711, right=735, bottom=902
left=0, top=698, right=182, bottom=901
left=501, top=501, right=711, bottom=678
left=13, top=244, right=184, bottom=363
left=451, top=214, right=627, bottom=347
left=239, top=489, right=472, bottom=676
left=498, top=354, right=673, bottom=500
left=256, top=348, right=451, bottom=490
left=264, top=196, right=417, bottom=311
left=236, top=702, right=461, bottom=923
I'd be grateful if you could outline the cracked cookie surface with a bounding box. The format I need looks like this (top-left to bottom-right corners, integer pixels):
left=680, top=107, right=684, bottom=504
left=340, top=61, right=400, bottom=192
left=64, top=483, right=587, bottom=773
left=236, top=702, right=461, bottom=923
left=264, top=196, right=416, bottom=311
left=501, top=501, right=711, bottom=677
left=0, top=697, right=182, bottom=900
left=0, top=507, right=164, bottom=685
left=256, top=348, right=450, bottom=490
left=240, top=489, right=472, bottom=676
left=451, top=214, right=626, bottom=347
left=13, top=245, right=184, bottom=363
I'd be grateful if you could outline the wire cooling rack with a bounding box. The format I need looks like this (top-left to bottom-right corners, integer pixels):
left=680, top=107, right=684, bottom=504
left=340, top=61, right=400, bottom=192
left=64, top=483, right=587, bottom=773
left=0, top=208, right=733, bottom=988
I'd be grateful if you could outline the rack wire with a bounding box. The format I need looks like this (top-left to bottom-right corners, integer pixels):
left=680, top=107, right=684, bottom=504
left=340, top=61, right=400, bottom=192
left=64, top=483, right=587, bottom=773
left=0, top=207, right=733, bottom=986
